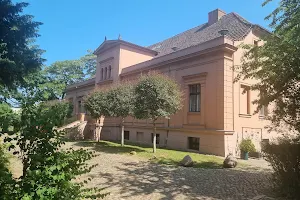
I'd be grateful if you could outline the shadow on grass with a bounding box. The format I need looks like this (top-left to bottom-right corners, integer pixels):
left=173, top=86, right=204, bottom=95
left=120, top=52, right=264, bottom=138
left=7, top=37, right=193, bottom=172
left=73, top=141, right=148, bottom=154
left=155, top=157, right=223, bottom=169
left=73, top=140, right=224, bottom=169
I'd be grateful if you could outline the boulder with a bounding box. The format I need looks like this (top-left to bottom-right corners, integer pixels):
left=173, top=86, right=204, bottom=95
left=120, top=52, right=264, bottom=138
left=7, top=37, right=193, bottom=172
left=130, top=151, right=137, bottom=155
left=223, top=153, right=237, bottom=168
left=179, top=155, right=193, bottom=167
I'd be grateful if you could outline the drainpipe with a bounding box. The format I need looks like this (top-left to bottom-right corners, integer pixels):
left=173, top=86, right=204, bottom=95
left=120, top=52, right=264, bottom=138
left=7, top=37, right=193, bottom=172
left=232, top=41, right=237, bottom=156
left=232, top=41, right=235, bottom=132
left=166, top=65, right=171, bottom=147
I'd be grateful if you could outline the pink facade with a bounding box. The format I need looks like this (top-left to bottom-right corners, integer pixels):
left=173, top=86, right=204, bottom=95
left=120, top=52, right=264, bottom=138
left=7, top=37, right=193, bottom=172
left=66, top=9, right=275, bottom=156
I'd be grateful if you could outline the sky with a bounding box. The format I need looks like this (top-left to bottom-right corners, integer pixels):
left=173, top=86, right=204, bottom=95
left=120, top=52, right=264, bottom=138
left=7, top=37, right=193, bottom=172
left=22, top=0, right=279, bottom=66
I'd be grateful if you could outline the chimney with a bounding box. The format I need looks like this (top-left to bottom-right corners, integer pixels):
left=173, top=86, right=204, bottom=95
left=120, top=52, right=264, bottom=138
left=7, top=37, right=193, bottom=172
left=208, top=9, right=226, bottom=25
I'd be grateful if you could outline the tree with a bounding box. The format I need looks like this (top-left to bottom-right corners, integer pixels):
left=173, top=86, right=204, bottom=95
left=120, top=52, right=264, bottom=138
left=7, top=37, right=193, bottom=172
left=1, top=101, right=107, bottom=199
left=234, top=1, right=300, bottom=198
left=84, top=90, right=109, bottom=142
left=234, top=0, right=300, bottom=133
left=134, top=73, right=182, bottom=153
left=45, top=60, right=85, bottom=99
left=106, top=82, right=134, bottom=146
left=0, top=0, right=44, bottom=94
left=0, top=103, right=17, bottom=133
left=41, top=51, right=97, bottom=100
left=80, top=50, right=97, bottom=78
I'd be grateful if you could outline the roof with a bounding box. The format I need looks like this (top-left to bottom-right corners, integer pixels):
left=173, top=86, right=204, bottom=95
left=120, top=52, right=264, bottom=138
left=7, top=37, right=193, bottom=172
left=147, top=12, right=258, bottom=57
left=67, top=10, right=270, bottom=90
left=121, top=36, right=237, bottom=75
left=94, top=39, right=158, bottom=55
left=66, top=77, right=95, bottom=91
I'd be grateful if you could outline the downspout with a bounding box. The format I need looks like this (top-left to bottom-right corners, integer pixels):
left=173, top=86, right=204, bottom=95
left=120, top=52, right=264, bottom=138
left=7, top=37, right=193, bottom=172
left=232, top=40, right=238, bottom=156
left=232, top=41, right=235, bottom=132
left=166, top=65, right=171, bottom=147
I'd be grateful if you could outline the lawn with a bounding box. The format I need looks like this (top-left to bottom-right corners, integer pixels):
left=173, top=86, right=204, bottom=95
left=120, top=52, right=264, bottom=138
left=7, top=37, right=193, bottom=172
left=73, top=140, right=227, bottom=169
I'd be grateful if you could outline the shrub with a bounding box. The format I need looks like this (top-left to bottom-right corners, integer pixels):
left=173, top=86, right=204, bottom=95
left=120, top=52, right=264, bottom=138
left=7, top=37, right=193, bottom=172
left=262, top=136, right=300, bottom=199
left=239, top=139, right=256, bottom=153
left=0, top=103, right=18, bottom=133
left=2, top=101, right=107, bottom=199
left=0, top=141, right=15, bottom=200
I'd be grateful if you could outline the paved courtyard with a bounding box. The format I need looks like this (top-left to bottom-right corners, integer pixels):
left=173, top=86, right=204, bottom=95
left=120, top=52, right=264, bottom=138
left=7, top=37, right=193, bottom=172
left=67, top=142, right=275, bottom=200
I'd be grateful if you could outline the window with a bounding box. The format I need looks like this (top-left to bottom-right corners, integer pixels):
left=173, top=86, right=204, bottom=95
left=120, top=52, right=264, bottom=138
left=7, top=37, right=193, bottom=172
left=240, top=85, right=251, bottom=115
left=151, top=133, right=160, bottom=144
left=124, top=131, right=129, bottom=140
left=137, top=132, right=143, bottom=142
left=189, top=84, right=201, bottom=112
left=101, top=68, right=104, bottom=80
left=259, top=105, right=268, bottom=116
left=108, top=65, right=111, bottom=78
left=104, top=67, right=107, bottom=80
left=259, top=90, right=268, bottom=116
left=188, top=137, right=200, bottom=151
left=261, top=139, right=269, bottom=148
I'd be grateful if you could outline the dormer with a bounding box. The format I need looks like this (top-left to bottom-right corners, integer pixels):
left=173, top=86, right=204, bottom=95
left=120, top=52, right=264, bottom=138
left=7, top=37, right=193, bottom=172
left=94, top=39, right=157, bottom=84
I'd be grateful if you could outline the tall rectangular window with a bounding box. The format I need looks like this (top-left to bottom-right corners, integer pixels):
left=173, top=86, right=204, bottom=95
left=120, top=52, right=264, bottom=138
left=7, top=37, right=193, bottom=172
left=124, top=131, right=130, bottom=140
left=189, top=84, right=201, bottom=112
left=188, top=137, right=200, bottom=151
left=259, top=105, right=268, bottom=116
left=240, top=85, right=251, bottom=115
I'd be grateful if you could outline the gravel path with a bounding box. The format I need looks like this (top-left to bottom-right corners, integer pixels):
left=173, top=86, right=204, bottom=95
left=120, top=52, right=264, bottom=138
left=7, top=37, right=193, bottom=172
left=67, top=142, right=275, bottom=200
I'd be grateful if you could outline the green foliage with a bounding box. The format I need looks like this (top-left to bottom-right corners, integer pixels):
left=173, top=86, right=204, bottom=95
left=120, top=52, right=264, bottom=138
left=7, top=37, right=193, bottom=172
left=84, top=90, right=109, bottom=118
left=0, top=140, right=15, bottom=200
left=105, top=82, right=135, bottom=146
left=12, top=50, right=97, bottom=103
left=134, top=72, right=182, bottom=152
left=106, top=82, right=134, bottom=118
left=239, top=139, right=256, bottom=153
left=80, top=50, right=97, bottom=77
left=1, top=101, right=106, bottom=199
left=36, top=51, right=97, bottom=100
left=0, top=140, right=9, bottom=170
left=0, top=0, right=44, bottom=91
left=45, top=60, right=86, bottom=99
left=234, top=0, right=300, bottom=133
left=262, top=136, right=300, bottom=199
left=0, top=103, right=18, bottom=133
left=84, top=73, right=182, bottom=150
left=11, top=71, right=60, bottom=104
left=84, top=90, right=110, bottom=142
left=134, top=72, right=182, bottom=121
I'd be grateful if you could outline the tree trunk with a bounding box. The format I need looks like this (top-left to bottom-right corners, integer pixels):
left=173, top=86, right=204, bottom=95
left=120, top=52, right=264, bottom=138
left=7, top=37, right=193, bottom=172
left=153, top=122, right=156, bottom=153
left=121, top=118, right=124, bottom=146
left=95, top=123, right=102, bottom=142
left=22, top=157, right=28, bottom=177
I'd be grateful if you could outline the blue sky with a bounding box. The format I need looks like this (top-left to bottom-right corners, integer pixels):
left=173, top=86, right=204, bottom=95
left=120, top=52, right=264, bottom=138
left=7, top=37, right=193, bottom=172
left=23, top=0, right=278, bottom=66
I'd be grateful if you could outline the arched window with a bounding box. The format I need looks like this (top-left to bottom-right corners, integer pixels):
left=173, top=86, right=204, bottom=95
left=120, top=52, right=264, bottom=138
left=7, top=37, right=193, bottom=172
left=101, top=68, right=103, bottom=80
left=104, top=67, right=107, bottom=80
left=108, top=65, right=111, bottom=78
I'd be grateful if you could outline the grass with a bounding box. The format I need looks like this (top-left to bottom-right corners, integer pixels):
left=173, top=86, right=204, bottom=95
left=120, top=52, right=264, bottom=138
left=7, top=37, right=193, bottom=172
left=74, top=140, right=226, bottom=169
